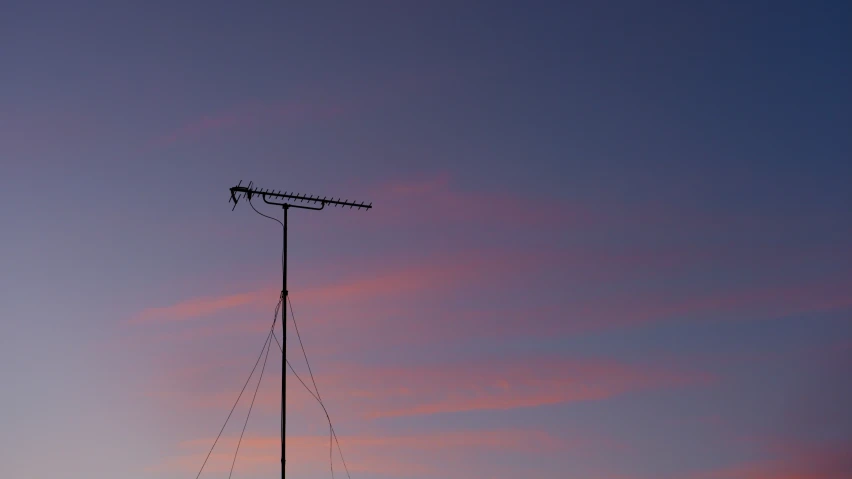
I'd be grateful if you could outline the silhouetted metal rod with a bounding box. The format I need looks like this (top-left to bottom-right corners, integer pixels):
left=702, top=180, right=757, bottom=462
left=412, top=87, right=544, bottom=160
left=229, top=180, right=372, bottom=211
left=228, top=179, right=371, bottom=479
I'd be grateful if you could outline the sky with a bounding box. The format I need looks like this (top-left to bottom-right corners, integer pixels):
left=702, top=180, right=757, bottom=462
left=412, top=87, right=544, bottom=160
left=1, top=1, right=851, bottom=478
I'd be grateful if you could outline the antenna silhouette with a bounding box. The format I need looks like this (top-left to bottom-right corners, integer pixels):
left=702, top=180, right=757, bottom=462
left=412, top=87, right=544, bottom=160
left=229, top=180, right=371, bottom=479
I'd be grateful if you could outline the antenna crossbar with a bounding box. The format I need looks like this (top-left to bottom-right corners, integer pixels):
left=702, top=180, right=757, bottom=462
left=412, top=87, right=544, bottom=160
left=229, top=180, right=372, bottom=211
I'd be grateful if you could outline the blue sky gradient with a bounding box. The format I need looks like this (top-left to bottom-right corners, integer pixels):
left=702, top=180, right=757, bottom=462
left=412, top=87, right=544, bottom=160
left=2, top=1, right=851, bottom=478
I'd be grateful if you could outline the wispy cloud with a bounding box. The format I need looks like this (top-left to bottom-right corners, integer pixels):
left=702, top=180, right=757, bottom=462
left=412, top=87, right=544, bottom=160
left=363, top=172, right=593, bottom=229
left=123, top=174, right=851, bottom=479
left=300, top=356, right=713, bottom=419
left=127, top=247, right=549, bottom=324
left=686, top=447, right=852, bottom=479
left=549, top=278, right=852, bottom=334
left=150, top=101, right=344, bottom=147
left=140, top=349, right=711, bottom=431
left=128, top=242, right=852, bottom=350
left=129, top=288, right=278, bottom=323
left=150, top=429, right=583, bottom=477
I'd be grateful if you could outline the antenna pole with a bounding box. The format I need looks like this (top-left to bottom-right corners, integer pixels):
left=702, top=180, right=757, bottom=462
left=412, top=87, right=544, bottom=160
left=282, top=204, right=288, bottom=479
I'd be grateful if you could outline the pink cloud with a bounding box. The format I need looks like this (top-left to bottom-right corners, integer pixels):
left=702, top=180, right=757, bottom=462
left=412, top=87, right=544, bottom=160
left=178, top=429, right=566, bottom=452
left=129, top=287, right=278, bottom=323
left=128, top=237, right=727, bottom=330
left=551, top=278, right=852, bottom=334
left=150, top=429, right=580, bottom=477
left=139, top=346, right=709, bottom=430
left=683, top=434, right=852, bottom=479
left=127, top=247, right=550, bottom=324
left=144, top=371, right=342, bottom=419
left=362, top=172, right=594, bottom=230
left=150, top=101, right=344, bottom=147
left=299, top=356, right=712, bottom=419
left=385, top=172, right=452, bottom=194
left=127, top=243, right=852, bottom=356
left=147, top=69, right=453, bottom=150
left=284, top=276, right=852, bottom=356
left=686, top=450, right=852, bottom=479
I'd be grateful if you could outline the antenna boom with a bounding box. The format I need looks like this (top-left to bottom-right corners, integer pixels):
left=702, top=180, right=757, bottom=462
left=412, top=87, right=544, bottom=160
left=230, top=183, right=372, bottom=210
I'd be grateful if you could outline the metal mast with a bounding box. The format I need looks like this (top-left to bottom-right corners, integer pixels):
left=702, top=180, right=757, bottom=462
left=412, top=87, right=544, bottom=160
left=229, top=180, right=372, bottom=478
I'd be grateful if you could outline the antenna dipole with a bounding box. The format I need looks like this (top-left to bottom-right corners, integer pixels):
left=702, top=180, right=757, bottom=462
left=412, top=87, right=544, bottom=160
left=228, top=180, right=371, bottom=479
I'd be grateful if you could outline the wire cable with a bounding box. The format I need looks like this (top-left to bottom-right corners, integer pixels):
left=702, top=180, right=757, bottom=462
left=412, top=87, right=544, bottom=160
left=289, top=296, right=323, bottom=402
left=193, top=305, right=279, bottom=479
left=228, top=332, right=273, bottom=479
left=289, top=295, right=347, bottom=479
left=272, top=330, right=352, bottom=479
left=271, top=333, right=318, bottom=401
left=247, top=197, right=285, bottom=277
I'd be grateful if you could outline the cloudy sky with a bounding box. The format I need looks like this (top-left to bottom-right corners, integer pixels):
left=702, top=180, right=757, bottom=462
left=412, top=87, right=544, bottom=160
left=1, top=1, right=851, bottom=478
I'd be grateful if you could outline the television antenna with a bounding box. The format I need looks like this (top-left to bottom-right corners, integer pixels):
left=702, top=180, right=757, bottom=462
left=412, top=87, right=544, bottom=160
left=227, top=180, right=372, bottom=478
